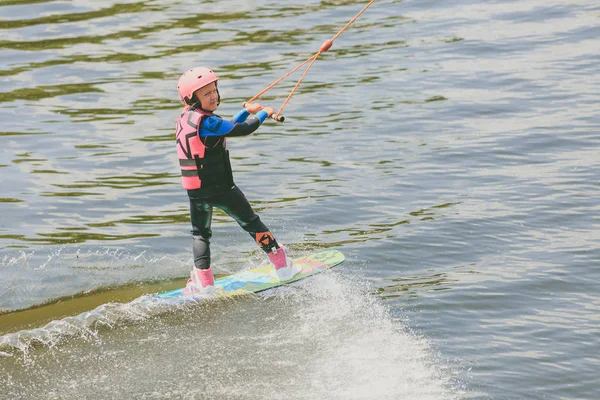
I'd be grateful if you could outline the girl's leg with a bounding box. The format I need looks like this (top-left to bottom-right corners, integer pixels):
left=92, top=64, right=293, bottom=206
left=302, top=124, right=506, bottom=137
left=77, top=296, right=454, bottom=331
left=213, top=186, right=299, bottom=280
left=189, top=197, right=213, bottom=270
left=185, top=197, right=216, bottom=293
left=215, top=186, right=281, bottom=253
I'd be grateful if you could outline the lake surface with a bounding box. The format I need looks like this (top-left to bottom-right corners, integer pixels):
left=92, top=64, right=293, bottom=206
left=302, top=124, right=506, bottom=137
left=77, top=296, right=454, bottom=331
left=1, top=0, right=599, bottom=399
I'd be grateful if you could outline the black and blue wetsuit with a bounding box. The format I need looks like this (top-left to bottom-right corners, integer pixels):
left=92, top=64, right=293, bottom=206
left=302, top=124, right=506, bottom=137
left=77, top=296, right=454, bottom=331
left=187, top=108, right=281, bottom=270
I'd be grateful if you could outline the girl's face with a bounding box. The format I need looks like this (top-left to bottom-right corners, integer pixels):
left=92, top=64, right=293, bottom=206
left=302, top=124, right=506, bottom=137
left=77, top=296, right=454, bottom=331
left=194, top=82, right=219, bottom=112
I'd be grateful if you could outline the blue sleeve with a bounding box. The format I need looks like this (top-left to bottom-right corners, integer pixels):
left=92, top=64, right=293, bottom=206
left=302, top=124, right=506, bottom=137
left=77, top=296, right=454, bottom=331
left=232, top=109, right=250, bottom=123
left=255, top=110, right=268, bottom=124
left=199, top=115, right=262, bottom=138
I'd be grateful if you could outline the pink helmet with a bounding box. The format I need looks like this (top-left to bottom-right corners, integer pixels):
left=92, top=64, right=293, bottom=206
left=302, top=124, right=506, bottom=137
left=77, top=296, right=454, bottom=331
left=177, top=67, right=219, bottom=105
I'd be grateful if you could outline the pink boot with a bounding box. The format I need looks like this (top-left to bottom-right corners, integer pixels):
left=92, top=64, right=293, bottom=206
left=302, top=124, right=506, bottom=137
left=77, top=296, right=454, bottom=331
left=267, top=245, right=301, bottom=281
left=183, top=267, right=216, bottom=295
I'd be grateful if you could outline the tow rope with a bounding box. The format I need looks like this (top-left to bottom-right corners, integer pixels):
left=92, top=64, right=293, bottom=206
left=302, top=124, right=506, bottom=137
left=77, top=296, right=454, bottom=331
left=244, top=0, right=376, bottom=122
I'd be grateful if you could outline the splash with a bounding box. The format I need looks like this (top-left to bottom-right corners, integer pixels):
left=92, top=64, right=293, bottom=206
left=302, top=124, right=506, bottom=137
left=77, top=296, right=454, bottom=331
left=0, top=295, right=192, bottom=360
left=0, top=272, right=460, bottom=399
left=259, top=274, right=459, bottom=399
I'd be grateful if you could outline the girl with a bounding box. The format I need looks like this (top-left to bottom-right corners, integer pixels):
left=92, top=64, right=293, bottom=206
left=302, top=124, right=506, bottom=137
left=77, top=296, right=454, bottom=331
left=175, top=67, right=300, bottom=295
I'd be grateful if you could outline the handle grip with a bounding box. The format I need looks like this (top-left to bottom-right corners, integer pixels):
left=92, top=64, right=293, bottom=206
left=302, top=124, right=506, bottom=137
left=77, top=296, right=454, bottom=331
left=242, top=102, right=284, bottom=122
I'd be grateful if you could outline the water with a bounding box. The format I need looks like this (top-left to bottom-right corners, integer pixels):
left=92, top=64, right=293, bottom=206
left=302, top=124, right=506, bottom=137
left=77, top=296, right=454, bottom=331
left=1, top=0, right=599, bottom=398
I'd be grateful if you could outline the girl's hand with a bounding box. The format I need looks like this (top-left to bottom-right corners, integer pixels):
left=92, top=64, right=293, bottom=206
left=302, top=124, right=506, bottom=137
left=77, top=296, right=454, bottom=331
left=262, top=107, right=275, bottom=117
left=245, top=102, right=263, bottom=114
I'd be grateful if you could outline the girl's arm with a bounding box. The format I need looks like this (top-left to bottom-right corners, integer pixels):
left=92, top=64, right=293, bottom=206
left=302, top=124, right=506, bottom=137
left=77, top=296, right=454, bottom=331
left=232, top=109, right=250, bottom=124
left=232, top=102, right=266, bottom=123
left=200, top=111, right=269, bottom=138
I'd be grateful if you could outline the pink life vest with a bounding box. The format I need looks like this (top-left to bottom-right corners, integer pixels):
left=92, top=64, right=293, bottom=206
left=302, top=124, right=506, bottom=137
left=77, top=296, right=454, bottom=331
left=175, top=108, right=233, bottom=191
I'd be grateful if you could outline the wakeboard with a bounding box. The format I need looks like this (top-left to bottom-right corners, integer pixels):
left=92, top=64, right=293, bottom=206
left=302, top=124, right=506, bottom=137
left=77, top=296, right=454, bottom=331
left=156, top=249, right=345, bottom=300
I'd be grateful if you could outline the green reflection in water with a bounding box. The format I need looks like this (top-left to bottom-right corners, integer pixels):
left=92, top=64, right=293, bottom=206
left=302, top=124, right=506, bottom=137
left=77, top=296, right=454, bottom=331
left=0, top=277, right=188, bottom=334
left=1, top=0, right=60, bottom=6
left=40, top=191, right=103, bottom=197
left=326, top=40, right=407, bottom=59
left=425, top=96, right=448, bottom=103
left=315, top=203, right=461, bottom=243
left=86, top=210, right=189, bottom=228
left=13, top=158, right=46, bottom=163
left=296, top=237, right=373, bottom=248
left=0, top=232, right=159, bottom=245
left=51, top=98, right=180, bottom=123
left=250, top=194, right=336, bottom=209
left=57, top=106, right=157, bottom=121
left=1, top=2, right=163, bottom=30
left=409, top=202, right=460, bottom=220
left=89, top=151, right=129, bottom=157
left=94, top=173, right=174, bottom=189
left=268, top=0, right=375, bottom=19
left=32, top=169, right=68, bottom=174
left=135, top=133, right=174, bottom=143
left=0, top=55, right=145, bottom=77
left=97, top=213, right=189, bottom=226
left=135, top=97, right=180, bottom=109
left=287, top=157, right=334, bottom=167
left=0, top=198, right=23, bottom=203
left=0, top=82, right=103, bottom=103
left=323, top=219, right=410, bottom=237
left=232, top=28, right=315, bottom=47
left=74, top=144, right=110, bottom=149
left=375, top=272, right=458, bottom=299
left=137, top=71, right=168, bottom=80
left=0, top=131, right=50, bottom=137
left=0, top=10, right=247, bottom=52
left=0, top=2, right=389, bottom=76
left=60, top=107, right=142, bottom=117
left=12, top=152, right=46, bottom=163
left=51, top=172, right=176, bottom=190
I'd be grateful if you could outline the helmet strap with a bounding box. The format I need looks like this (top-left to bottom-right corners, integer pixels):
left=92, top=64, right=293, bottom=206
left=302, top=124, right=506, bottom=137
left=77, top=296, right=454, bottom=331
left=184, top=95, right=198, bottom=107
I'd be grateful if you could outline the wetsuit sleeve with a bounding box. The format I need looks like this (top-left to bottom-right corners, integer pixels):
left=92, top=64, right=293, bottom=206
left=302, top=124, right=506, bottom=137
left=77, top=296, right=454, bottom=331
left=199, top=114, right=264, bottom=138
left=232, top=109, right=250, bottom=123
left=232, top=109, right=268, bottom=124
left=255, top=110, right=268, bottom=123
